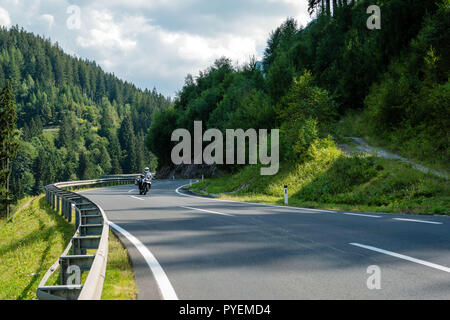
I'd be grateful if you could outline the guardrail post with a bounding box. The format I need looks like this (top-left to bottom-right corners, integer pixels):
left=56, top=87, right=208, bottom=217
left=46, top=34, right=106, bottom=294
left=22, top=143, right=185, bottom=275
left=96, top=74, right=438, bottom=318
left=51, top=192, right=55, bottom=210
left=63, top=200, right=67, bottom=219
left=60, top=255, right=95, bottom=286
left=74, top=205, right=80, bottom=232
left=72, top=237, right=100, bottom=255
left=61, top=198, right=66, bottom=217
left=56, top=195, right=60, bottom=214
left=67, top=199, right=71, bottom=218
left=67, top=200, right=71, bottom=219
left=66, top=199, right=70, bottom=218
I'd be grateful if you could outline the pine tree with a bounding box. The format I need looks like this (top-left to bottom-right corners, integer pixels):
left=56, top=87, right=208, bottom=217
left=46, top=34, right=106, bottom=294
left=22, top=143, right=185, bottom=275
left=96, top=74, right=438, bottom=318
left=119, top=115, right=138, bottom=173
left=0, top=82, right=19, bottom=218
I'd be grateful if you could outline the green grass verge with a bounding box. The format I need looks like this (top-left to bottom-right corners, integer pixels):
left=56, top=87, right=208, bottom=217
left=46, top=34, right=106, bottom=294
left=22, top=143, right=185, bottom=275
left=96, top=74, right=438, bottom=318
left=0, top=196, right=73, bottom=300
left=101, top=231, right=137, bottom=300
left=190, top=144, right=449, bottom=215
left=0, top=195, right=137, bottom=300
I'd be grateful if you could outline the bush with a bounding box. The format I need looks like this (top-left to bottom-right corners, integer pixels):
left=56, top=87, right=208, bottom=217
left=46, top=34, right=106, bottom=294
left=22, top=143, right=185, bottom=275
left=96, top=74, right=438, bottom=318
left=278, top=71, right=338, bottom=162
left=278, top=71, right=338, bottom=129
left=280, top=118, right=319, bottom=162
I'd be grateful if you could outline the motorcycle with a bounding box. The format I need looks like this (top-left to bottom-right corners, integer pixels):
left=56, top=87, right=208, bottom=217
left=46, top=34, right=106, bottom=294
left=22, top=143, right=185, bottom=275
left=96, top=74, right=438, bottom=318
left=135, top=174, right=152, bottom=195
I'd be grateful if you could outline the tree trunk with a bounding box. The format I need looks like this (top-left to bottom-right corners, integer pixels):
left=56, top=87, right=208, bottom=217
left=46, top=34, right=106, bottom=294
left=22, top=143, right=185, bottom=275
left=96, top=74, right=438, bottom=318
left=326, top=0, right=331, bottom=16
left=333, top=0, right=337, bottom=16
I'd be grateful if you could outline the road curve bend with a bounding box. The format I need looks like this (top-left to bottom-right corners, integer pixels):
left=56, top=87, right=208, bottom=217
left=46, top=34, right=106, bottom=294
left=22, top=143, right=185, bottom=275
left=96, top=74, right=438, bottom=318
left=81, top=180, right=450, bottom=300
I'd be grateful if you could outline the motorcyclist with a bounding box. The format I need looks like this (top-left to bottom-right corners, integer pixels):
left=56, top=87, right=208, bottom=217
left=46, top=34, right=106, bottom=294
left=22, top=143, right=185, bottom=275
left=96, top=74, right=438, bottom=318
left=136, top=167, right=152, bottom=195
left=143, top=167, right=152, bottom=180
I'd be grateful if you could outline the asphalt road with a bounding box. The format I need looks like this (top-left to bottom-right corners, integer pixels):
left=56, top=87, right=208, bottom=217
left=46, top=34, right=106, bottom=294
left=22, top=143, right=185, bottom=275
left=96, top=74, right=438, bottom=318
left=81, top=180, right=450, bottom=300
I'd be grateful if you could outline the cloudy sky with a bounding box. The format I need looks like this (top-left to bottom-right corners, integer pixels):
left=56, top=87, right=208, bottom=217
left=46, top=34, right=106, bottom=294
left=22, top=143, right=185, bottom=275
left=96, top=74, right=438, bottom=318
left=0, top=0, right=310, bottom=97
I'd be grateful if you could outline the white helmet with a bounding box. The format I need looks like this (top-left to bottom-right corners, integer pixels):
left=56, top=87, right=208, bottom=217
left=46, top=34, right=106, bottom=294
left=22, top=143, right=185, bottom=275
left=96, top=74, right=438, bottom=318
left=145, top=167, right=150, bottom=172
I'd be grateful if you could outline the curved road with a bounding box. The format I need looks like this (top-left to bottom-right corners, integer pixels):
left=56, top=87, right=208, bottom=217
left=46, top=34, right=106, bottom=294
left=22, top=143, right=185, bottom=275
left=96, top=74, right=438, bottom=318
left=81, top=180, right=450, bottom=300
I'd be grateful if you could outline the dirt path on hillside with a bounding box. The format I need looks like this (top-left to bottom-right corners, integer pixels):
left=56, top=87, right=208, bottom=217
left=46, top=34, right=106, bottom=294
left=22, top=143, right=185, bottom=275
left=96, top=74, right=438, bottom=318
left=11, top=198, right=35, bottom=221
left=340, top=137, right=448, bottom=180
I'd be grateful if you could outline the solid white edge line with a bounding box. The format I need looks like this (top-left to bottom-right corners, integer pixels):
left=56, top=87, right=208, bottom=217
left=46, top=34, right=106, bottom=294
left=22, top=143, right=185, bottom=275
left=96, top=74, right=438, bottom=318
left=343, top=213, right=381, bottom=218
left=180, top=206, right=234, bottom=217
left=350, top=243, right=450, bottom=273
left=130, top=196, right=145, bottom=201
left=393, top=218, right=442, bottom=225
left=109, top=222, right=179, bottom=300
left=175, top=184, right=336, bottom=213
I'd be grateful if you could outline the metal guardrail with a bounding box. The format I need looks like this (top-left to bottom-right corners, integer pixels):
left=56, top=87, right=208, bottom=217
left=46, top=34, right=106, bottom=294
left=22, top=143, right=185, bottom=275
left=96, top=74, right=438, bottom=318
left=36, top=176, right=138, bottom=300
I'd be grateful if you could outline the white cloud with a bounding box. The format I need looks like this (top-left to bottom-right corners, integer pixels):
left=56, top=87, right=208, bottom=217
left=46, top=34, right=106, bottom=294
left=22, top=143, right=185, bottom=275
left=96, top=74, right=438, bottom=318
left=1, top=1, right=312, bottom=96
left=176, top=33, right=259, bottom=63
left=39, top=14, right=54, bottom=29
left=76, top=10, right=137, bottom=52
left=0, top=7, right=11, bottom=28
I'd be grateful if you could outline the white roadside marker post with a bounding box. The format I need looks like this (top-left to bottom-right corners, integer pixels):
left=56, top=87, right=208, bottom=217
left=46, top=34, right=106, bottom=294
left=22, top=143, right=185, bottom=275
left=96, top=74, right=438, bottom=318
left=202, top=174, right=204, bottom=181
left=284, top=185, right=288, bottom=205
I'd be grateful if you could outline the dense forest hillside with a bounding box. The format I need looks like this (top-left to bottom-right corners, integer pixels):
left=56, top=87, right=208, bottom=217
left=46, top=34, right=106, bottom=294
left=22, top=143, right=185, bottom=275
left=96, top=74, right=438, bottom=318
left=147, top=0, right=449, bottom=170
left=0, top=27, right=170, bottom=199
left=146, top=0, right=448, bottom=214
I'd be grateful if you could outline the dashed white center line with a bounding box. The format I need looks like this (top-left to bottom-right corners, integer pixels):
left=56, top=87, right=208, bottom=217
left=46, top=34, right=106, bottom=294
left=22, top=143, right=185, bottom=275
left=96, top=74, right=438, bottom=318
left=343, top=213, right=382, bottom=218
left=180, top=206, right=234, bottom=217
left=393, top=218, right=442, bottom=225
left=350, top=243, right=450, bottom=273
left=130, top=196, right=145, bottom=201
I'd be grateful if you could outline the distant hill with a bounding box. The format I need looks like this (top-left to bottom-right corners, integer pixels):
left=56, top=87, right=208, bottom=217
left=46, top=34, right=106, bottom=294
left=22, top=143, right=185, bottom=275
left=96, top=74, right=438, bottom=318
left=0, top=26, right=170, bottom=198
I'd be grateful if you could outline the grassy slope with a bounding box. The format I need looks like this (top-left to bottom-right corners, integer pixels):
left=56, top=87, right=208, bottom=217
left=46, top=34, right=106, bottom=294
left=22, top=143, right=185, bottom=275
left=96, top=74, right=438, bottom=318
left=0, top=195, right=136, bottom=300
left=190, top=144, right=449, bottom=215
left=0, top=196, right=73, bottom=299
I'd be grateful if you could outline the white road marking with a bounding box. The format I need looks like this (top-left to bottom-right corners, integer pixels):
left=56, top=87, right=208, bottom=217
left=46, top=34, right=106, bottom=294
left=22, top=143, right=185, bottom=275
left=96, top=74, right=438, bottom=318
left=109, top=222, right=178, bottom=300
left=130, top=196, right=145, bottom=201
left=180, top=206, right=234, bottom=217
left=128, top=189, right=135, bottom=193
left=343, top=213, right=381, bottom=218
left=393, top=218, right=442, bottom=225
left=175, top=184, right=336, bottom=213
left=350, top=243, right=450, bottom=273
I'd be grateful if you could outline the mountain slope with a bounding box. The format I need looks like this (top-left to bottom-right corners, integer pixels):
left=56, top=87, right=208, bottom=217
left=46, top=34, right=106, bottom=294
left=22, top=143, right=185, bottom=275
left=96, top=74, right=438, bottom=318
left=146, top=0, right=449, bottom=215
left=0, top=26, right=170, bottom=198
